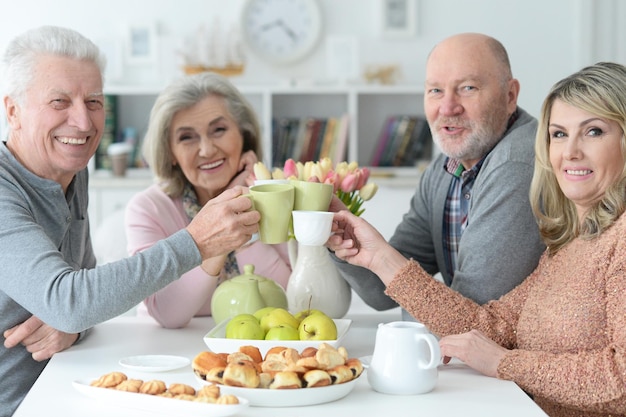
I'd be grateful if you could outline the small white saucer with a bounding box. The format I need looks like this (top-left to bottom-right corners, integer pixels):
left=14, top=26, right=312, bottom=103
left=118, top=355, right=190, bottom=372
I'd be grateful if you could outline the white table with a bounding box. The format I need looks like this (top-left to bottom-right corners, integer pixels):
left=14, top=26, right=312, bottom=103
left=14, top=313, right=547, bottom=416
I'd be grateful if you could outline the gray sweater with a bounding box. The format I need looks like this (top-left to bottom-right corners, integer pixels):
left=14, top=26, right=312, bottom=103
left=335, top=107, right=546, bottom=310
left=0, top=143, right=201, bottom=416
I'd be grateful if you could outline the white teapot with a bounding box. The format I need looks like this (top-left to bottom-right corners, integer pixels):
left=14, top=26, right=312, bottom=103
left=368, top=321, right=440, bottom=395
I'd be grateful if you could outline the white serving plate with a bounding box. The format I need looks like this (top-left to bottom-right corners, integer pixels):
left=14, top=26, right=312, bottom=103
left=119, top=355, right=190, bottom=372
left=204, top=319, right=351, bottom=357
left=73, top=380, right=248, bottom=417
left=196, top=375, right=360, bottom=407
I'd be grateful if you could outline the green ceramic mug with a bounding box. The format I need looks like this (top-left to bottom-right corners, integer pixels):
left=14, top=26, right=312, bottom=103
left=249, top=183, right=295, bottom=244
left=290, top=180, right=334, bottom=211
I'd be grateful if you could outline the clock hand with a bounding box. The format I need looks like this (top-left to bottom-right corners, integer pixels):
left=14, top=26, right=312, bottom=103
left=276, top=19, right=298, bottom=42
left=259, top=20, right=281, bottom=32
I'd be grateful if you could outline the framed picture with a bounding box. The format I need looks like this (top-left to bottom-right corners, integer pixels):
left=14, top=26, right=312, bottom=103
left=326, top=36, right=359, bottom=82
left=126, top=24, right=157, bottom=65
left=379, top=0, right=417, bottom=39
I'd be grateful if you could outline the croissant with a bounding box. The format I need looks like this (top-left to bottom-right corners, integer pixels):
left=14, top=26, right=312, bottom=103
left=269, top=371, right=302, bottom=389
left=223, top=361, right=260, bottom=388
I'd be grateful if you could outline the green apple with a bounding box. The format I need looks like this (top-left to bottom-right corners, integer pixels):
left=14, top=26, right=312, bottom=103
left=294, top=308, right=325, bottom=323
left=229, top=313, right=258, bottom=322
left=225, top=314, right=265, bottom=340
left=264, top=324, right=300, bottom=341
left=298, top=313, right=337, bottom=340
left=225, top=313, right=258, bottom=331
left=259, top=308, right=299, bottom=333
left=253, top=306, right=277, bottom=322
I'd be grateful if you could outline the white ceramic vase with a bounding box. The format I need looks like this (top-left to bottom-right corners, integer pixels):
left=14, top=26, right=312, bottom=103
left=286, top=240, right=352, bottom=318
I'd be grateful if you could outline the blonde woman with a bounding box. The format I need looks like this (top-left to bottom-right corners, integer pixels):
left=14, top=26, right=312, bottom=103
left=328, top=62, right=626, bottom=417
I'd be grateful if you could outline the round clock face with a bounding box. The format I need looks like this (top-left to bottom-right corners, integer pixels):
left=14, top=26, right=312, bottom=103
left=241, top=0, right=323, bottom=65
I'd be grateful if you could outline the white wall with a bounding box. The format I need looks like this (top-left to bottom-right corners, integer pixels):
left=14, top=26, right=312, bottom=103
left=0, top=0, right=624, bottom=119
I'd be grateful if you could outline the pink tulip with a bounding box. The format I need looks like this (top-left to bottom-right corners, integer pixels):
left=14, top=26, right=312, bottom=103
left=361, top=167, right=371, bottom=184
left=324, top=170, right=340, bottom=192
left=322, top=169, right=335, bottom=183
left=283, top=159, right=298, bottom=179
left=341, top=173, right=358, bottom=193
left=352, top=171, right=362, bottom=191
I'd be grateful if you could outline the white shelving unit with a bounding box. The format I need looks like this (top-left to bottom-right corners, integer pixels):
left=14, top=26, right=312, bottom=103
left=105, top=83, right=427, bottom=170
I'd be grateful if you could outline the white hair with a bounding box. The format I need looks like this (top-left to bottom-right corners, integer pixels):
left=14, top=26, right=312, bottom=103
left=1, top=25, right=106, bottom=104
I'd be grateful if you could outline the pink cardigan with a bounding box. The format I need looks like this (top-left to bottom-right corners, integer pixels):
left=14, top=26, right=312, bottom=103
left=386, top=212, right=626, bottom=417
left=125, top=184, right=291, bottom=328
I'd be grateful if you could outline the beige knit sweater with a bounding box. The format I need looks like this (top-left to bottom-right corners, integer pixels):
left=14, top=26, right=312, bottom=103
left=385, top=212, right=626, bottom=417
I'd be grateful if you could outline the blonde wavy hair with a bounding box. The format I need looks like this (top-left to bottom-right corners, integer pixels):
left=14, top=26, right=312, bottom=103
left=530, top=62, right=626, bottom=255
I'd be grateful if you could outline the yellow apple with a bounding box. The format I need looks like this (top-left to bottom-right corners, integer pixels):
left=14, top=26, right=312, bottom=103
left=225, top=314, right=265, bottom=340
left=259, top=308, right=299, bottom=333
left=298, top=313, right=337, bottom=340
left=253, top=306, right=277, bottom=322
left=225, top=313, right=257, bottom=330
left=294, top=308, right=325, bottom=323
left=264, top=325, right=300, bottom=341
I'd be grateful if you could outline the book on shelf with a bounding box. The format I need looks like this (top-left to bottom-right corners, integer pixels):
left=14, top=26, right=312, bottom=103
left=270, top=117, right=283, bottom=167
left=399, top=118, right=432, bottom=166
left=297, top=118, right=316, bottom=163
left=393, top=116, right=418, bottom=166
left=380, top=115, right=410, bottom=166
left=271, top=115, right=351, bottom=166
left=301, top=118, right=324, bottom=162
left=272, top=117, right=297, bottom=167
left=289, top=118, right=310, bottom=165
left=370, top=115, right=432, bottom=167
left=370, top=116, right=398, bottom=166
left=284, top=118, right=301, bottom=165
left=311, top=118, right=327, bottom=162
left=332, top=113, right=350, bottom=163
left=95, top=95, right=117, bottom=170
left=319, top=117, right=337, bottom=160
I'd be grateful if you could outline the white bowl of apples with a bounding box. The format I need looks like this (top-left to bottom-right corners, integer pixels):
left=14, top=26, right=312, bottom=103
left=204, top=307, right=351, bottom=358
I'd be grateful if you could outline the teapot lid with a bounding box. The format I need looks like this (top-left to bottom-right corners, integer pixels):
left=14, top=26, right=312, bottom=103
left=232, top=264, right=267, bottom=281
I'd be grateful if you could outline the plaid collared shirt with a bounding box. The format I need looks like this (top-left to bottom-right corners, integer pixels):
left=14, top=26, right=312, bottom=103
left=441, top=158, right=484, bottom=281
left=441, top=110, right=519, bottom=282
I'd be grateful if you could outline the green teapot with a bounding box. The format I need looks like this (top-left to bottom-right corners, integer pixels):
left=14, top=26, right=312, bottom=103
left=210, top=264, right=288, bottom=325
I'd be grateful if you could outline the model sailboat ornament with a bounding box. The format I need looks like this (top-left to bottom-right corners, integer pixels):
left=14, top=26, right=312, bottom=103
left=180, top=19, right=245, bottom=76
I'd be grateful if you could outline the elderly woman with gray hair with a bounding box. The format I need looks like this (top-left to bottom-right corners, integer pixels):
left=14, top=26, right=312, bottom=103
left=125, top=72, right=291, bottom=328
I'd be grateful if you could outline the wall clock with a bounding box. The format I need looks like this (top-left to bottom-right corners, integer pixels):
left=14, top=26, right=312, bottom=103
left=241, top=0, right=323, bottom=65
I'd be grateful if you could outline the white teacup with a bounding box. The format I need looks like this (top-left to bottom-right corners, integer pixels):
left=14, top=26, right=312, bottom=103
left=254, top=179, right=291, bottom=186
left=368, top=321, right=440, bottom=395
left=291, top=210, right=333, bottom=246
